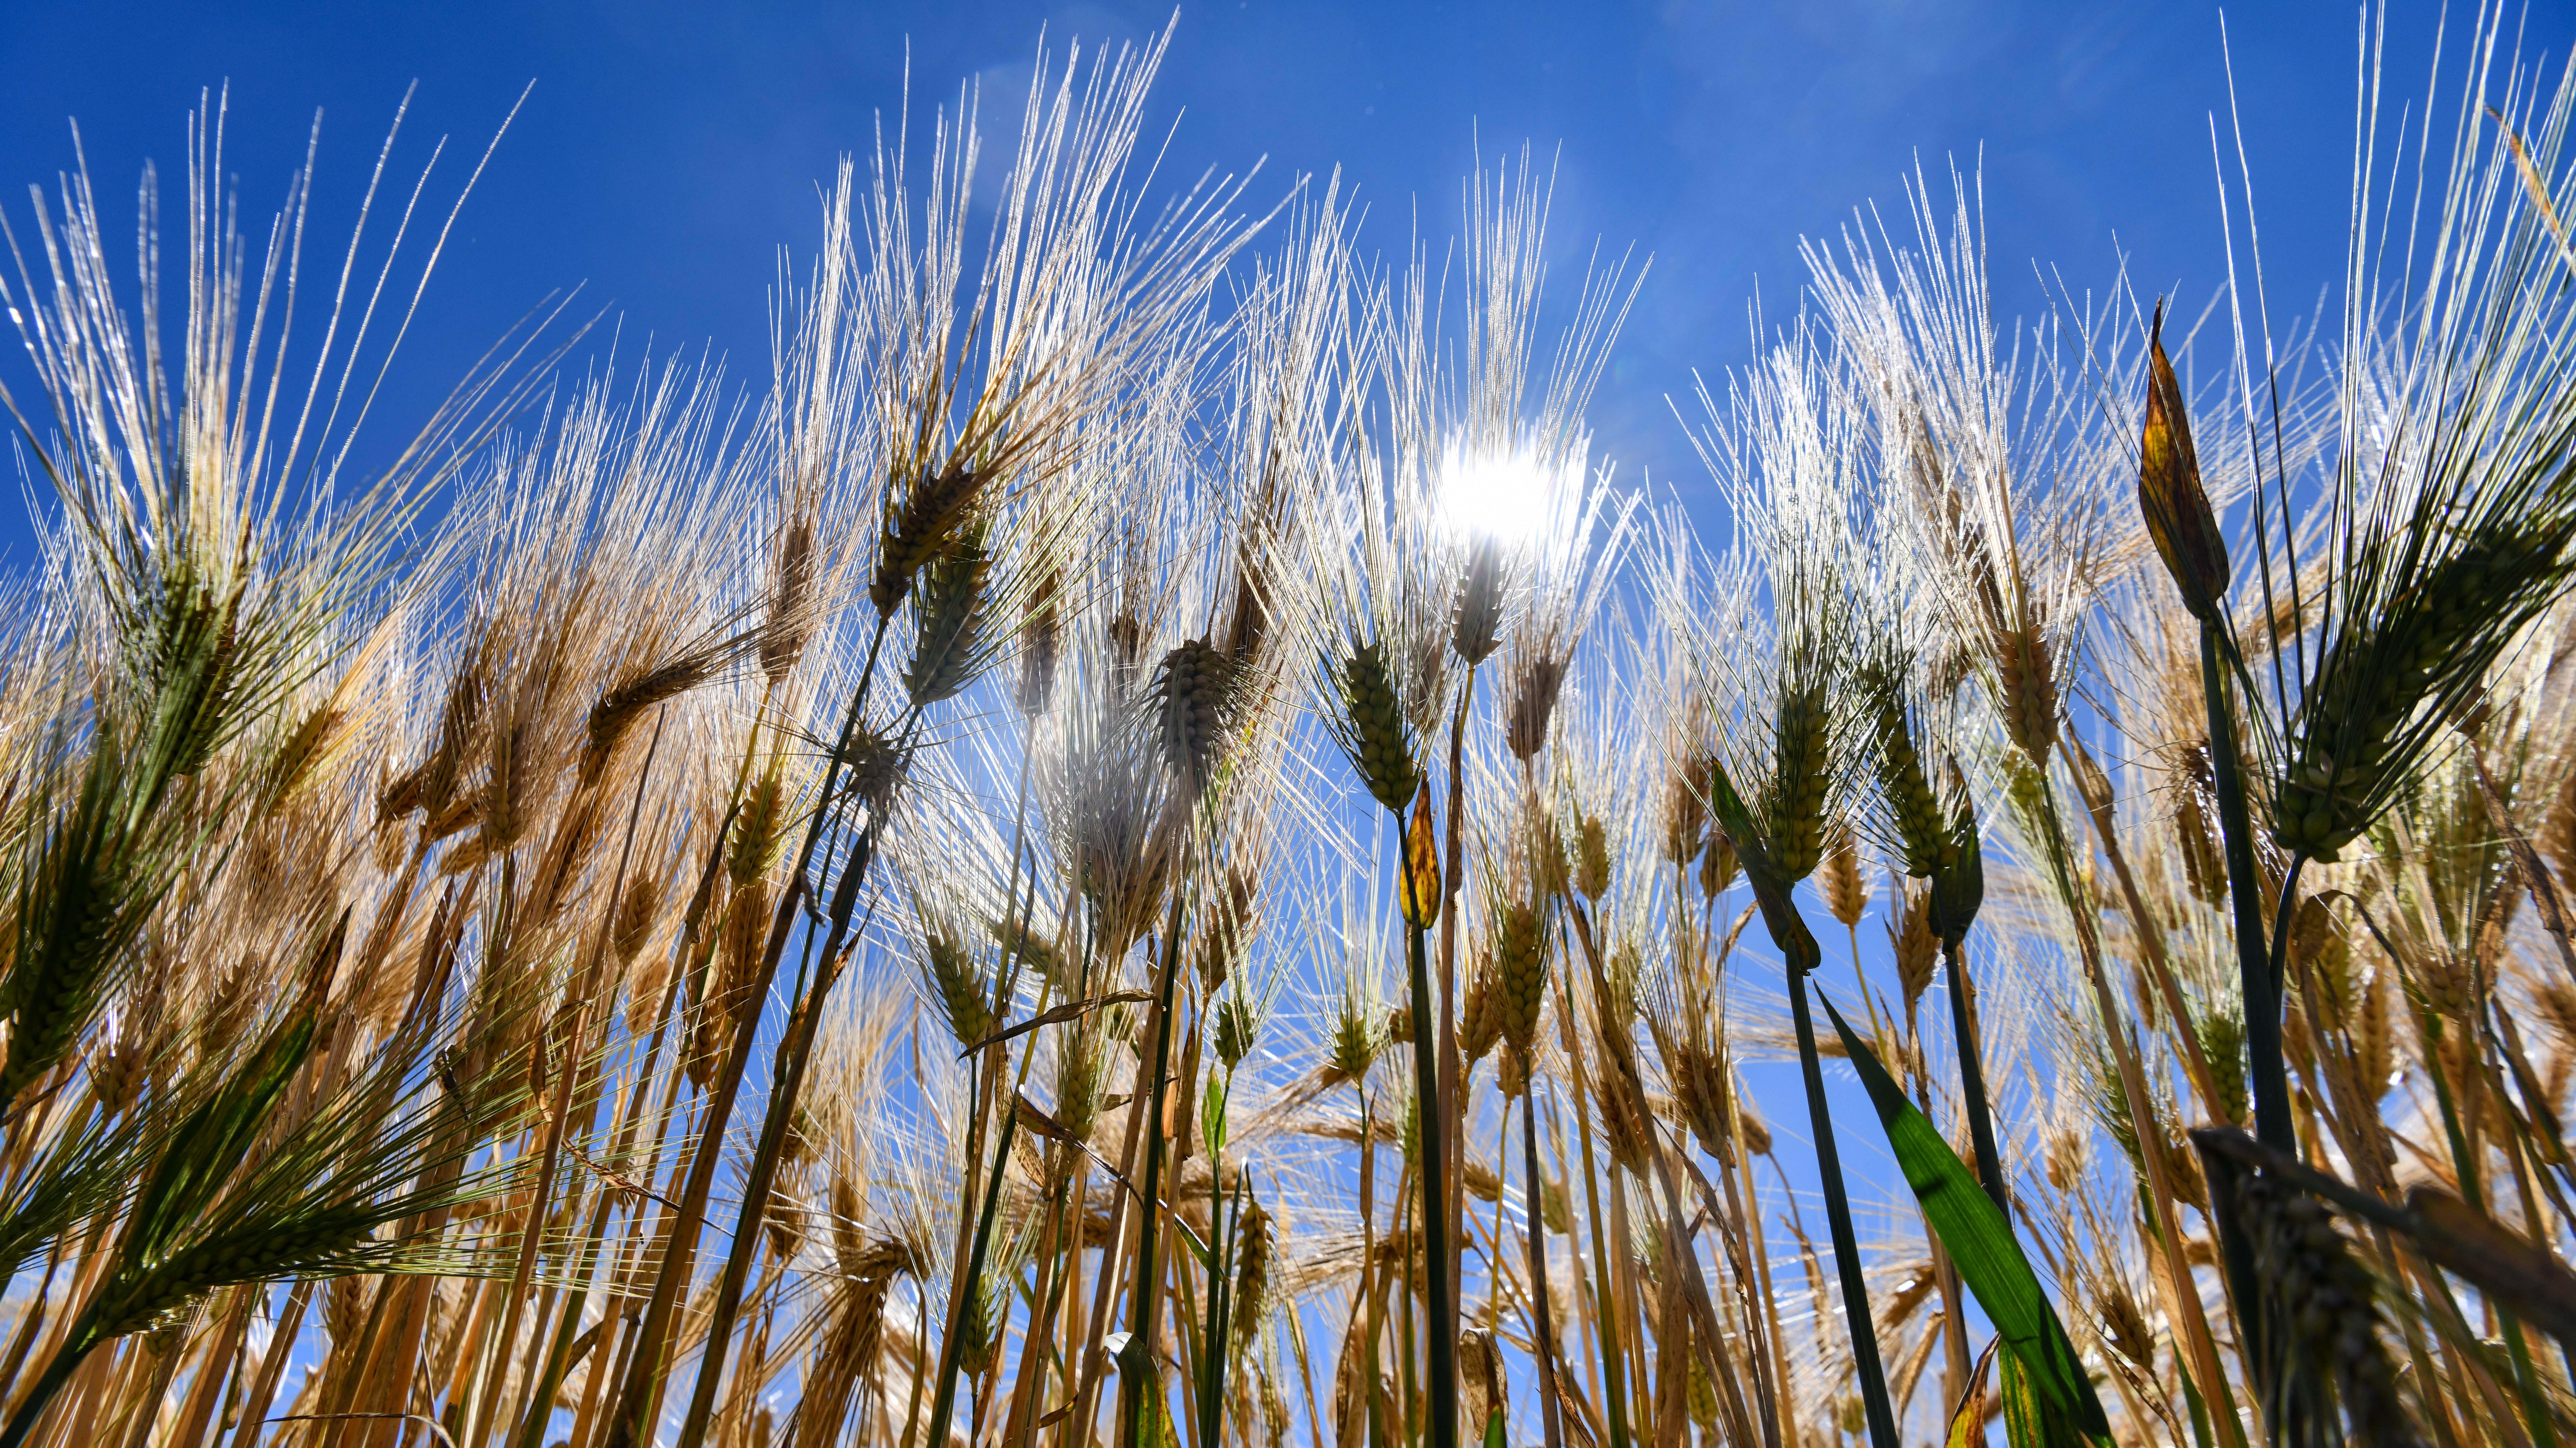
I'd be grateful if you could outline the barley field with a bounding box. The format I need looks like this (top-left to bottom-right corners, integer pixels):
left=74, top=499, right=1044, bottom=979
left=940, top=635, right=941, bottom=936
left=1, top=10, right=2574, bottom=1448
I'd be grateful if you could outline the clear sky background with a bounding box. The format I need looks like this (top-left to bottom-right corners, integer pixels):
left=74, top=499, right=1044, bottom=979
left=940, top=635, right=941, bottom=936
left=3, top=0, right=2554, bottom=560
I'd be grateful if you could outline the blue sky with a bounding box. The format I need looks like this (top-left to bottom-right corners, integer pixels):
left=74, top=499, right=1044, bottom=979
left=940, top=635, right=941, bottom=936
left=0, top=0, right=2529, bottom=554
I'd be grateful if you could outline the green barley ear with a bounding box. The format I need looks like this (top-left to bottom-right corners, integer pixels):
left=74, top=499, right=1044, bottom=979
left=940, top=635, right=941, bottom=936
left=2276, top=516, right=2576, bottom=861
left=2205, top=1161, right=2421, bottom=1448
left=131, top=573, right=244, bottom=787
left=1765, top=678, right=1831, bottom=881
left=871, top=463, right=984, bottom=616
left=2138, top=301, right=2232, bottom=624
left=1335, top=640, right=1421, bottom=812
left=1861, top=658, right=1950, bottom=879
left=2198, top=1006, right=2250, bottom=1127
left=923, top=933, right=997, bottom=1051
left=0, top=730, right=198, bottom=1106
left=1323, top=964, right=1385, bottom=1086
left=1153, top=637, right=1239, bottom=797
left=903, top=520, right=994, bottom=707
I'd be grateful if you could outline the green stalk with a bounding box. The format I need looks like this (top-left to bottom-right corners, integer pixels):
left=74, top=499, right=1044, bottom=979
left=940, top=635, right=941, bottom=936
left=1198, top=1157, right=1244, bottom=1448
left=1117, top=889, right=1193, bottom=1448
left=1554, top=969, right=1630, bottom=1448
left=924, top=1094, right=1023, bottom=1448
left=1403, top=911, right=1459, bottom=1448
left=1520, top=1079, right=1565, bottom=1448
left=2423, top=1018, right=2560, bottom=1448
left=2199, top=619, right=2294, bottom=1154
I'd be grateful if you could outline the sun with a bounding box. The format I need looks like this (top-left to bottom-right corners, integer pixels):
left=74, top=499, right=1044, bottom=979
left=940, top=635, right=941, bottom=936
left=1436, top=440, right=1569, bottom=544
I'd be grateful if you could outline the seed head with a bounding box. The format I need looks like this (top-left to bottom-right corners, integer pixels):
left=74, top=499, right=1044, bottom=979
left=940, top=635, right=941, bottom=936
left=1495, top=899, right=1550, bottom=1059
left=1459, top=957, right=1501, bottom=1064
left=1233, top=1191, right=1274, bottom=1352
left=871, top=463, right=982, bottom=616
left=836, top=726, right=906, bottom=820
left=1889, top=881, right=1937, bottom=1020
left=2176, top=746, right=2229, bottom=907
left=1997, top=626, right=2060, bottom=767
left=1452, top=540, right=1507, bottom=666
left=1324, top=978, right=1383, bottom=1087
left=1504, top=651, right=1568, bottom=762
left=1575, top=814, right=1611, bottom=900
left=1337, top=641, right=1421, bottom=813
left=1817, top=820, right=1866, bottom=928
left=924, top=935, right=995, bottom=1051
left=1661, top=753, right=1712, bottom=866
left=1768, top=682, right=1832, bottom=880
left=1862, top=662, right=1950, bottom=878
left=1154, top=637, right=1237, bottom=796
left=1214, top=994, right=1259, bottom=1070
left=902, top=525, right=993, bottom=707
left=1928, top=790, right=1983, bottom=948
left=731, top=772, right=788, bottom=889
left=614, top=875, right=662, bottom=966
left=1197, top=866, right=1257, bottom=993
left=761, top=518, right=817, bottom=683
left=2198, top=1006, right=2249, bottom=1126
left=2101, top=1279, right=2157, bottom=1376
left=1699, top=829, right=1738, bottom=900
left=1669, top=1037, right=1735, bottom=1164
left=1458, top=1327, right=1509, bottom=1441
left=1737, top=1103, right=1772, bottom=1157
left=2276, top=520, right=2573, bottom=861
left=2213, top=1159, right=2422, bottom=1448
left=1017, top=567, right=1062, bottom=718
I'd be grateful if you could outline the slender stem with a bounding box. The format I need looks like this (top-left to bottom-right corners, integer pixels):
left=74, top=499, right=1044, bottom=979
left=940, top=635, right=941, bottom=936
left=1941, top=938, right=2005, bottom=1219
left=1117, top=888, right=1193, bottom=1448
left=1403, top=907, right=1457, bottom=1448
left=1783, top=961, right=1898, bottom=1448
left=1519, top=1074, right=1564, bottom=1448
left=924, top=1088, right=1024, bottom=1448
left=1552, top=969, right=1629, bottom=1448
left=2200, top=618, right=2294, bottom=1154
left=0, top=1313, right=99, bottom=1448
left=1437, top=670, right=1474, bottom=1360
left=601, top=618, right=892, bottom=1448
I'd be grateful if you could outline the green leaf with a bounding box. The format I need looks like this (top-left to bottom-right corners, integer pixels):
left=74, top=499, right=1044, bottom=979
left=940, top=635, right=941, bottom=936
left=1482, top=1403, right=1508, bottom=1448
left=1818, top=991, right=2110, bottom=1441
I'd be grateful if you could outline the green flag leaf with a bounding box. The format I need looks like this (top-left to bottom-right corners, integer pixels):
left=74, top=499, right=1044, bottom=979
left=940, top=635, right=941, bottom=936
left=1817, top=991, right=2110, bottom=1441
